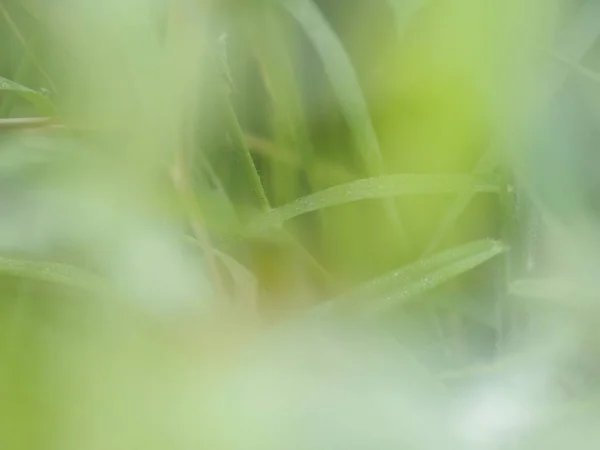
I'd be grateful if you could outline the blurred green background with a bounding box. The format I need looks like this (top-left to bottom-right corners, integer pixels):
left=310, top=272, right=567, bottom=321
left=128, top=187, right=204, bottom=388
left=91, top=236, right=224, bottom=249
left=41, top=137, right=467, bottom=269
left=3, top=0, right=600, bottom=449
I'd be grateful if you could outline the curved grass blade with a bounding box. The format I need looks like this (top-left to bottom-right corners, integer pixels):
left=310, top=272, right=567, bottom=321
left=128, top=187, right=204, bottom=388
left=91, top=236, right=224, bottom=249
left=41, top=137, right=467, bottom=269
left=0, top=255, right=108, bottom=294
left=247, top=174, right=499, bottom=234
left=252, top=8, right=332, bottom=229
left=314, top=239, right=505, bottom=317
left=0, top=77, right=55, bottom=115
left=422, top=151, right=498, bottom=257
left=280, top=0, right=405, bottom=239
left=280, top=0, right=383, bottom=174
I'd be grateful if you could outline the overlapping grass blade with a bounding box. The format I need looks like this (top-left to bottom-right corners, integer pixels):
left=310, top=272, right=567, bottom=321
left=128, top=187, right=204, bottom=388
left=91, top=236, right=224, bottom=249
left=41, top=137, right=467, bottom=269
left=0, top=3, right=56, bottom=95
left=314, top=239, right=505, bottom=316
left=0, top=41, right=35, bottom=118
left=422, top=151, right=498, bottom=256
left=0, top=76, right=55, bottom=115
left=280, top=0, right=405, bottom=239
left=280, top=0, right=384, bottom=174
left=251, top=18, right=310, bottom=212
left=248, top=174, right=499, bottom=234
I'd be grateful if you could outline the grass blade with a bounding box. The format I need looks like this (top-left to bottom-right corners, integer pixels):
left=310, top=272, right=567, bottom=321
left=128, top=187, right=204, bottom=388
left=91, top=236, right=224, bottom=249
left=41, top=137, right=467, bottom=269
left=223, top=96, right=271, bottom=212
left=280, top=0, right=405, bottom=239
left=422, top=151, right=498, bottom=256
left=249, top=8, right=314, bottom=208
left=0, top=3, right=57, bottom=94
left=0, top=76, right=55, bottom=115
left=0, top=255, right=106, bottom=293
left=0, top=39, right=35, bottom=118
left=510, top=278, right=574, bottom=300
left=280, top=0, right=383, bottom=174
left=247, top=174, right=499, bottom=233
left=315, top=239, right=505, bottom=317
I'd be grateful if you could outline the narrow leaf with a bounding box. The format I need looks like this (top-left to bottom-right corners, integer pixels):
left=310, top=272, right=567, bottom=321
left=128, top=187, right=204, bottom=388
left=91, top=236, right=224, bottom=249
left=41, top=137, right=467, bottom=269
left=315, top=239, right=505, bottom=316
left=422, top=151, right=498, bottom=256
left=248, top=174, right=499, bottom=234
left=280, top=0, right=384, bottom=174
left=280, top=0, right=406, bottom=241
left=0, top=76, right=55, bottom=115
left=0, top=3, right=57, bottom=94
left=0, top=255, right=107, bottom=293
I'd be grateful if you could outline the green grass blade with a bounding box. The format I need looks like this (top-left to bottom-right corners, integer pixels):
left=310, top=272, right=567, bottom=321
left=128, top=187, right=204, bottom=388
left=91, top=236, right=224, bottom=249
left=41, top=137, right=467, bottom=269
left=211, top=26, right=271, bottom=213
left=422, top=151, right=498, bottom=256
left=0, top=76, right=55, bottom=115
left=213, top=55, right=332, bottom=282
left=0, top=42, right=34, bottom=118
left=280, top=0, right=383, bottom=174
left=223, top=97, right=271, bottom=212
left=0, top=255, right=107, bottom=293
left=315, top=239, right=505, bottom=316
left=280, top=0, right=405, bottom=239
left=0, top=3, right=57, bottom=94
left=540, top=0, right=600, bottom=100
left=247, top=174, right=499, bottom=234
left=250, top=9, right=316, bottom=212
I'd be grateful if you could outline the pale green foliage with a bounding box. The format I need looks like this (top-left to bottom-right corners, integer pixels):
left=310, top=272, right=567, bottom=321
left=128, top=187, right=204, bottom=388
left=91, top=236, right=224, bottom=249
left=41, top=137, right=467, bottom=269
left=1, top=0, right=600, bottom=449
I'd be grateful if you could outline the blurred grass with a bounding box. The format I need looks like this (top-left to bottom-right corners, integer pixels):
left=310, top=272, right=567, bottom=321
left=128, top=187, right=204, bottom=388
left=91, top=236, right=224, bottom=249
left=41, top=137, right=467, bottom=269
left=2, top=0, right=600, bottom=449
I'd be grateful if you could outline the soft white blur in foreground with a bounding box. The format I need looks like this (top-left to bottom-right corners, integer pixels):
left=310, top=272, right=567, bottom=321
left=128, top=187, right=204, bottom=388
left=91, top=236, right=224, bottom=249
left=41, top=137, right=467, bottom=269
left=2, top=1, right=600, bottom=450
